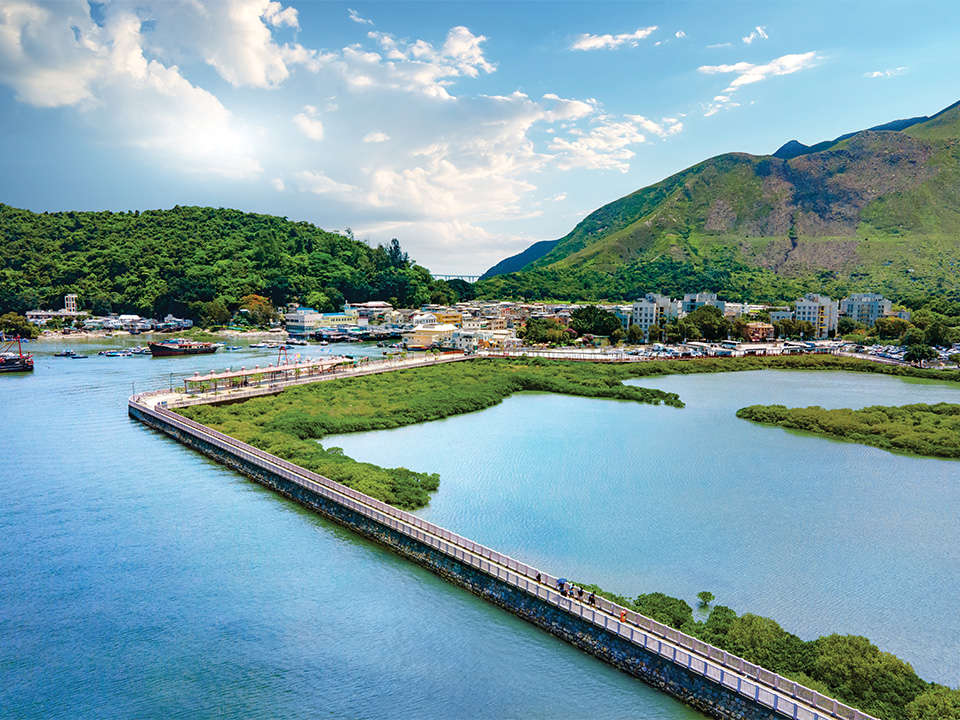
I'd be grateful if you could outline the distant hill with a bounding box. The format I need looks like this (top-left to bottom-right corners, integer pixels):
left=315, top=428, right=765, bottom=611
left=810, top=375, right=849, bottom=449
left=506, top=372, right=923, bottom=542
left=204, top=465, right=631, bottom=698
left=478, top=100, right=960, bottom=304
left=0, top=205, right=447, bottom=319
left=479, top=239, right=559, bottom=280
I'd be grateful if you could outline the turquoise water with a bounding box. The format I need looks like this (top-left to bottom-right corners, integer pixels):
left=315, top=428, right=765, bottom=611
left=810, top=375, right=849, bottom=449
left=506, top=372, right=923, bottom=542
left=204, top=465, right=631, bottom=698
left=1, top=340, right=704, bottom=719
left=327, top=369, right=960, bottom=688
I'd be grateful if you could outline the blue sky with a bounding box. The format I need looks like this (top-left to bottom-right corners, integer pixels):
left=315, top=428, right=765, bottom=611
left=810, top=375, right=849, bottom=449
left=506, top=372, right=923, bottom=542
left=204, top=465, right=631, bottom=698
left=1, top=1, right=958, bottom=275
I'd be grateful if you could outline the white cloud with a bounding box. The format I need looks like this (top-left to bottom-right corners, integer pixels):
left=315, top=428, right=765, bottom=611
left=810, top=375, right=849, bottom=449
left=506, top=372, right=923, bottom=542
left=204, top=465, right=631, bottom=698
left=571, top=26, right=658, bottom=51
left=865, top=67, right=907, bottom=78
left=551, top=192, right=567, bottom=202
left=699, top=51, right=819, bottom=115
left=363, top=131, right=390, bottom=143
left=343, top=26, right=494, bottom=98
left=742, top=26, right=769, bottom=44
left=549, top=119, right=647, bottom=172
left=701, top=52, right=819, bottom=91
left=348, top=8, right=373, bottom=25
left=293, top=105, right=324, bottom=141
left=271, top=177, right=285, bottom=191
left=707, top=42, right=731, bottom=49
left=628, top=115, right=683, bottom=137
left=295, top=169, right=363, bottom=199
left=0, top=1, right=262, bottom=177
left=675, top=30, right=686, bottom=39
left=140, top=0, right=317, bottom=89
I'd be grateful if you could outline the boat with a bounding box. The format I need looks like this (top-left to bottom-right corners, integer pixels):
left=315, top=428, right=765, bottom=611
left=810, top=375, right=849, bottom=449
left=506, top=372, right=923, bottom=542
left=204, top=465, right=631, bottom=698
left=71, top=354, right=89, bottom=359
left=54, top=350, right=75, bottom=357
left=148, top=340, right=218, bottom=357
left=0, top=337, right=34, bottom=373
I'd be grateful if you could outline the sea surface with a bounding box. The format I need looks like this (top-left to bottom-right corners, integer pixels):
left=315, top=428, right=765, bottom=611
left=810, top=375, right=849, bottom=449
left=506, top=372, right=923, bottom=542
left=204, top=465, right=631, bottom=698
left=2, top=339, right=705, bottom=720
left=328, top=367, right=960, bottom=689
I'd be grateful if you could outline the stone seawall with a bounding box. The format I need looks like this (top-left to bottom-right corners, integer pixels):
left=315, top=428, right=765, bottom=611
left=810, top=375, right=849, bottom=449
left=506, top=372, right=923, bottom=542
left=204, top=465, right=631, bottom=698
left=130, top=400, right=869, bottom=720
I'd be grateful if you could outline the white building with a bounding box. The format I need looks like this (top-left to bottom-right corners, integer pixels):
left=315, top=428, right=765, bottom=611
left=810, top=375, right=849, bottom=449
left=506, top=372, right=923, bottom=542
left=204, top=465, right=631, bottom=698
left=794, top=294, right=838, bottom=338
left=630, top=299, right=659, bottom=341
left=840, top=293, right=892, bottom=327
left=682, top=292, right=725, bottom=315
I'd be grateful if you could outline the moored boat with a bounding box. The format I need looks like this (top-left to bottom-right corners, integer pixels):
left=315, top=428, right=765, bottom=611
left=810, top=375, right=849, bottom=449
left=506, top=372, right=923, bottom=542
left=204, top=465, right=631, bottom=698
left=148, top=340, right=218, bottom=357
left=0, top=336, right=33, bottom=373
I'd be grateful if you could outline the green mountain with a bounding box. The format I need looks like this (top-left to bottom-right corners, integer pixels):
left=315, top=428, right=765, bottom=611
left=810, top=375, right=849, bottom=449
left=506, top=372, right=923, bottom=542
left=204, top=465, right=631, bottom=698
left=0, top=204, right=455, bottom=320
left=478, top=100, right=960, bottom=304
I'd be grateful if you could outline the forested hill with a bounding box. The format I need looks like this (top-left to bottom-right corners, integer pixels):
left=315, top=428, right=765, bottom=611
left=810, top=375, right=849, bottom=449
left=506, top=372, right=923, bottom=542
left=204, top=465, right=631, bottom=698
left=478, top=99, right=960, bottom=303
left=0, top=204, right=459, bottom=319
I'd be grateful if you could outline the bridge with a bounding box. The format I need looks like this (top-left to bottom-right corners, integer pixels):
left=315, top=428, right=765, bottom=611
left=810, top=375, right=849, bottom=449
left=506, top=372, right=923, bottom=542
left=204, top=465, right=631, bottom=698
left=432, top=273, right=481, bottom=283
left=130, top=362, right=878, bottom=720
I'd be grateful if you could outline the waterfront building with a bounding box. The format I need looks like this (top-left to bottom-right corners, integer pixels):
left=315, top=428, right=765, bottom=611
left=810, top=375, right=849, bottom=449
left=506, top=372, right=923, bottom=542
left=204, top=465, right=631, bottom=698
left=794, top=294, right=838, bottom=338
left=629, top=299, right=659, bottom=341
left=681, top=292, right=725, bottom=315
left=840, top=293, right=893, bottom=327
left=285, top=307, right=359, bottom=337
left=769, top=310, right=794, bottom=323
left=745, top=322, right=775, bottom=342
left=404, top=323, right=458, bottom=349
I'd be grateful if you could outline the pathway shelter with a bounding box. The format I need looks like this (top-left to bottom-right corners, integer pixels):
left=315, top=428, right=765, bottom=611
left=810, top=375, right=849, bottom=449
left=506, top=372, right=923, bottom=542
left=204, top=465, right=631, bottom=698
left=184, top=357, right=349, bottom=394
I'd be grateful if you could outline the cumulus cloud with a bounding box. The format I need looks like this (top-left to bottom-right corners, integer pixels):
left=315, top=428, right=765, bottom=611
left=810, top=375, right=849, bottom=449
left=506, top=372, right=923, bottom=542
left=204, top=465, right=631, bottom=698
left=342, top=26, right=495, bottom=98
left=363, top=131, right=390, bottom=143
left=699, top=51, right=819, bottom=115
left=742, top=26, right=768, bottom=44
left=548, top=119, right=647, bottom=172
left=0, top=0, right=262, bottom=177
left=865, top=67, right=907, bottom=78
left=628, top=115, right=683, bottom=137
left=675, top=30, right=687, bottom=39
left=293, top=105, right=324, bottom=141
left=295, top=169, right=363, bottom=199
left=571, top=26, right=658, bottom=51
left=348, top=8, right=372, bottom=25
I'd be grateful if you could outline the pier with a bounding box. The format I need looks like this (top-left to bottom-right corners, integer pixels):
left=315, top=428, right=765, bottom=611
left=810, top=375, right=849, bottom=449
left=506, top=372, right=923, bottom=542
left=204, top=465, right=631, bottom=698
left=130, top=377, right=878, bottom=720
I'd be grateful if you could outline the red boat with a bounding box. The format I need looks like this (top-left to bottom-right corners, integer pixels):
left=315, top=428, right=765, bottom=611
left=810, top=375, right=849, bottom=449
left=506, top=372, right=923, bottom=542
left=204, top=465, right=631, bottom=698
left=148, top=340, right=218, bottom=357
left=0, top=336, right=34, bottom=373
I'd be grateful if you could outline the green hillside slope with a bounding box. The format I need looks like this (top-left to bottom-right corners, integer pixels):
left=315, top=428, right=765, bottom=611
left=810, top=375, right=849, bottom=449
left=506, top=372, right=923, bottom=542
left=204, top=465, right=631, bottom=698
left=0, top=205, right=449, bottom=319
left=478, top=101, right=960, bottom=303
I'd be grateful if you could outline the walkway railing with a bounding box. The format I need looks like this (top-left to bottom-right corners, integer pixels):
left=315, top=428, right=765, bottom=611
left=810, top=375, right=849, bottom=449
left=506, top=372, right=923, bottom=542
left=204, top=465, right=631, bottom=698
left=130, top=394, right=877, bottom=720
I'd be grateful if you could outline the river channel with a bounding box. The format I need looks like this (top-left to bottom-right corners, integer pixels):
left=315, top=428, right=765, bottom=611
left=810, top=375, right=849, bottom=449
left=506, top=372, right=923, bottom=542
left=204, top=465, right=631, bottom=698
left=2, top=343, right=957, bottom=719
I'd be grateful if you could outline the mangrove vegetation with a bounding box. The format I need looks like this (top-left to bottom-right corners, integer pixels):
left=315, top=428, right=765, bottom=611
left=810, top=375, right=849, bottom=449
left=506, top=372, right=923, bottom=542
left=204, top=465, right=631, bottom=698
left=575, top=584, right=959, bottom=720
left=737, top=403, right=960, bottom=459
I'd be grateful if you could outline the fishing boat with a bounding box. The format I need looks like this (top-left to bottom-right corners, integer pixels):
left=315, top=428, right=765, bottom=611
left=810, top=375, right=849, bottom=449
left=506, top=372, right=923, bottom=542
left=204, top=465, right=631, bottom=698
left=148, top=339, right=218, bottom=357
left=0, top=336, right=34, bottom=373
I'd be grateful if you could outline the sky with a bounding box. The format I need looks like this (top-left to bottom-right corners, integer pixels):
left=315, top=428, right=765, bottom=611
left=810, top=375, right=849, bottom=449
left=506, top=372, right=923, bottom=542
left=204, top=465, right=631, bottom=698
left=1, top=1, right=958, bottom=276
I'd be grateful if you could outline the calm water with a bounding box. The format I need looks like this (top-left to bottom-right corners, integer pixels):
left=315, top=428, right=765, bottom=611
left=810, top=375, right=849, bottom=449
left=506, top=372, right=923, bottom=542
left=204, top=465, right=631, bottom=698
left=1, top=339, right=704, bottom=720
left=328, top=369, right=960, bottom=688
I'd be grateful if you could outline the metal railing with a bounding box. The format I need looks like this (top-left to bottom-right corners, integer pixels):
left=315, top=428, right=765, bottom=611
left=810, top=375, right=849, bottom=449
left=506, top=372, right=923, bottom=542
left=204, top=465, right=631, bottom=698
left=129, top=395, right=877, bottom=720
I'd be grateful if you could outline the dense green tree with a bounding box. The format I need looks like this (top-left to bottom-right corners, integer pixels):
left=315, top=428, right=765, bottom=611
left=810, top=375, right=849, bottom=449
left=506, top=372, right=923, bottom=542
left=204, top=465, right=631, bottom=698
left=0, top=312, right=39, bottom=338
left=903, top=344, right=937, bottom=365
left=627, top=323, right=644, bottom=344
left=633, top=592, right=694, bottom=629
left=837, top=317, right=866, bottom=335
left=684, top=305, right=731, bottom=341
left=239, top=294, right=277, bottom=327
left=905, top=686, right=960, bottom=720
left=201, top=298, right=231, bottom=326
left=900, top=327, right=926, bottom=347
left=697, top=591, right=714, bottom=607
left=811, top=635, right=926, bottom=719
left=570, top=305, right=622, bottom=336
left=875, top=317, right=912, bottom=340
left=923, top=318, right=951, bottom=347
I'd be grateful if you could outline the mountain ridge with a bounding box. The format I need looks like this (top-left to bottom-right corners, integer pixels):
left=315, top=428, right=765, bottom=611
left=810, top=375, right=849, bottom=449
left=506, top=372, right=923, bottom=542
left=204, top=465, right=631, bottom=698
left=478, top=99, right=960, bottom=303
